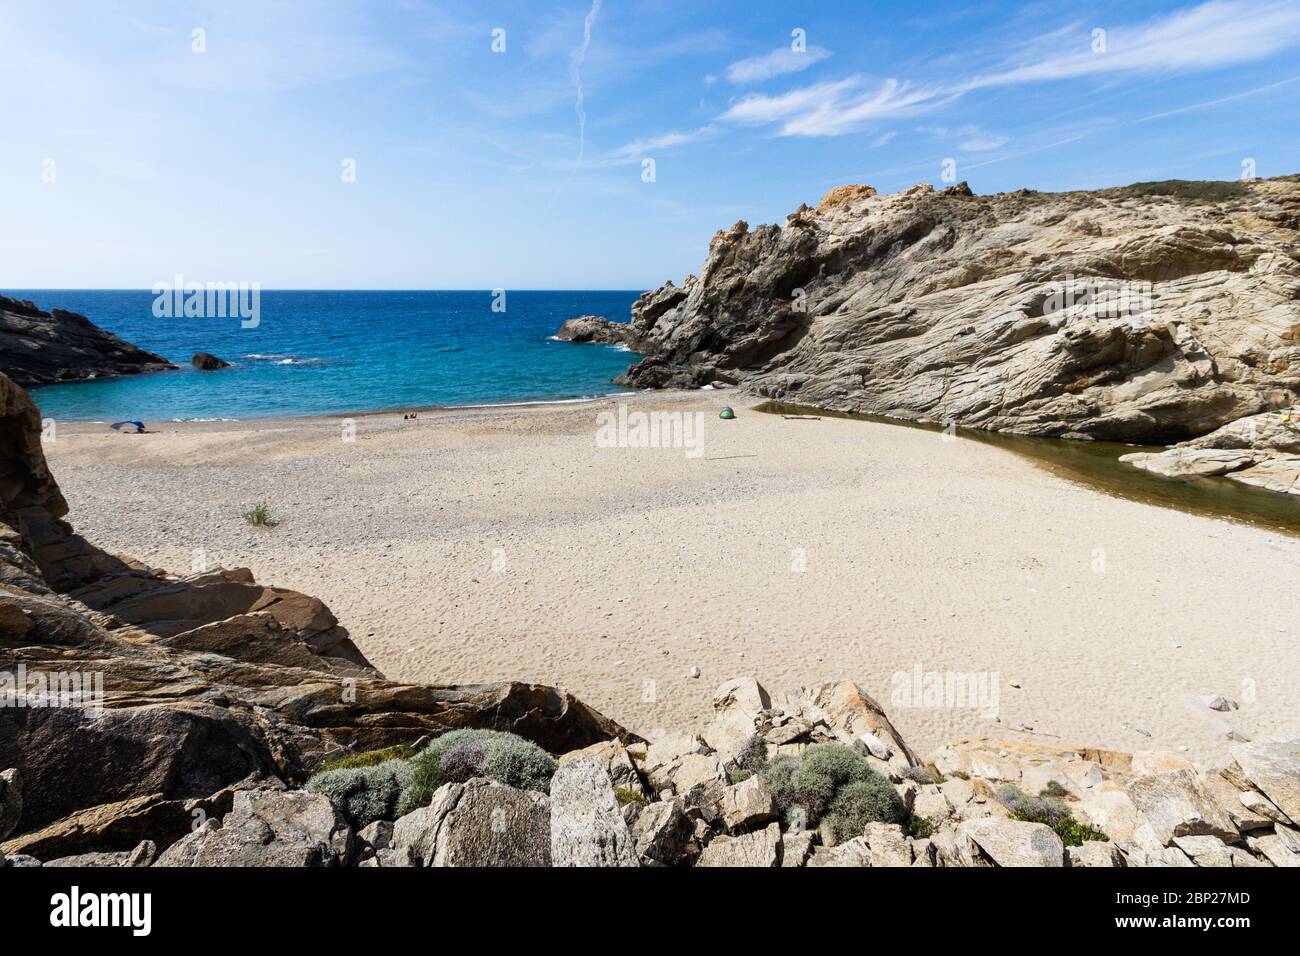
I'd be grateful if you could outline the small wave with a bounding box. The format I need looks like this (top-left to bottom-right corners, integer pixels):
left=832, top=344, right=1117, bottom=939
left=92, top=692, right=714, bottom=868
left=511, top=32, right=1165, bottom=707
left=243, top=353, right=328, bottom=366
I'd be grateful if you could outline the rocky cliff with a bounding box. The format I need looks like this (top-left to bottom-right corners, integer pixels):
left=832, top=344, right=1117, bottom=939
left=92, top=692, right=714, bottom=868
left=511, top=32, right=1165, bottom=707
left=564, top=177, right=1300, bottom=444
left=0, top=296, right=175, bottom=387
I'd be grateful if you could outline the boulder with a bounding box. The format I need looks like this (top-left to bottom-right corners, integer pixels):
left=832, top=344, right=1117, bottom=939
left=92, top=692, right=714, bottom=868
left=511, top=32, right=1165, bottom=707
left=549, top=756, right=638, bottom=867
left=391, top=779, right=550, bottom=867
left=711, top=774, right=776, bottom=833
left=864, top=822, right=912, bottom=866
left=1240, top=790, right=1293, bottom=826
left=1125, top=770, right=1239, bottom=847
left=781, top=829, right=816, bottom=867
left=1229, top=739, right=1300, bottom=824
left=554, top=315, right=635, bottom=346
left=1172, top=835, right=1237, bottom=867
left=695, top=821, right=782, bottom=867
left=154, top=790, right=352, bottom=867
left=630, top=800, right=692, bottom=867
left=1068, top=840, right=1125, bottom=867
left=1245, top=832, right=1300, bottom=867
left=190, top=352, right=230, bottom=370
left=958, top=818, right=1065, bottom=867
left=702, top=677, right=771, bottom=755
left=807, top=835, right=870, bottom=867
left=560, top=739, right=649, bottom=801
left=44, top=839, right=155, bottom=868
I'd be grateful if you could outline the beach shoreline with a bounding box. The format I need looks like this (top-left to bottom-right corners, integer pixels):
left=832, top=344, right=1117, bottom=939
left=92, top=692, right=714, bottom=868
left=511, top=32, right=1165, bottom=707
left=43, top=391, right=1300, bottom=760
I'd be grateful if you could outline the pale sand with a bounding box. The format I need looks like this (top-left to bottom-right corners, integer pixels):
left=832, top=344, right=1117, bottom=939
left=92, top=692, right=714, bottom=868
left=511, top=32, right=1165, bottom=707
left=43, top=393, right=1299, bottom=759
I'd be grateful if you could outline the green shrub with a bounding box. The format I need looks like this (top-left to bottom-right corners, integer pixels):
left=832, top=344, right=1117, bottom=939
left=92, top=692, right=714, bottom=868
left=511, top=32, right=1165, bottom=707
left=906, top=815, right=935, bottom=839
left=823, top=776, right=908, bottom=842
left=994, top=783, right=1109, bottom=847
left=614, top=787, right=649, bottom=807
left=305, top=759, right=410, bottom=829
left=241, top=501, right=273, bottom=526
left=318, top=743, right=418, bottom=774
left=763, top=743, right=905, bottom=841
left=397, top=729, right=556, bottom=816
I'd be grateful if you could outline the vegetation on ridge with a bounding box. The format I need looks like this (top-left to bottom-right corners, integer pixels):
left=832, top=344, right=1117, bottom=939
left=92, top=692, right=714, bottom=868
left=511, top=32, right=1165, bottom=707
left=1111, top=179, right=1251, bottom=202
left=306, top=729, right=557, bottom=829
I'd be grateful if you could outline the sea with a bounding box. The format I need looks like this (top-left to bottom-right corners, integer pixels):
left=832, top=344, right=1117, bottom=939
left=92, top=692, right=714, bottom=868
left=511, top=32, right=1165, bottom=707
left=9, top=289, right=643, bottom=421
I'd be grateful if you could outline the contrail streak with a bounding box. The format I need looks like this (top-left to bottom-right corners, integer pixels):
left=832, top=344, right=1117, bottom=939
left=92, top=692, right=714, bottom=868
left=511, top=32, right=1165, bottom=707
left=572, top=0, right=603, bottom=168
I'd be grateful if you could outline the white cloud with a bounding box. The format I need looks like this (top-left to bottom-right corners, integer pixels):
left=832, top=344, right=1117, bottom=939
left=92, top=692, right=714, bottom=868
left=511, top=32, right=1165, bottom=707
left=721, top=77, right=945, bottom=136
left=960, top=0, right=1300, bottom=91
left=958, top=134, right=1010, bottom=152
left=725, top=45, right=831, bottom=84
left=713, top=0, right=1300, bottom=138
left=593, top=127, right=717, bottom=166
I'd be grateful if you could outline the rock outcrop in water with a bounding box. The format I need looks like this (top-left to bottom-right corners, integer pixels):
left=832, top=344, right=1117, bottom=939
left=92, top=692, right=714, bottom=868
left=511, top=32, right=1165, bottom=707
left=191, top=351, right=230, bottom=370
left=0, top=373, right=631, bottom=860
left=565, top=177, right=1300, bottom=444
left=0, top=296, right=175, bottom=387
left=1120, top=406, right=1300, bottom=496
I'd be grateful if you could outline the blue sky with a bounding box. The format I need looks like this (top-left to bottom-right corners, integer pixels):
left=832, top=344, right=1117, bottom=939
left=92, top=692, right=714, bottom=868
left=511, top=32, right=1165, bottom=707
left=3, top=0, right=1299, bottom=290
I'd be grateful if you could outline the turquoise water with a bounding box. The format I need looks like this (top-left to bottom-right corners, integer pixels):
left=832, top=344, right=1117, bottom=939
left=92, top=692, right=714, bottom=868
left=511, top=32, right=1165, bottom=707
left=9, top=290, right=641, bottom=420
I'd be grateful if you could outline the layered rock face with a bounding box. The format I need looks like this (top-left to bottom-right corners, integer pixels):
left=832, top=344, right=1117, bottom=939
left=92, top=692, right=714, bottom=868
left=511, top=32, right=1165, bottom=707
left=0, top=296, right=175, bottom=386
left=567, top=177, right=1300, bottom=443
left=0, top=373, right=631, bottom=860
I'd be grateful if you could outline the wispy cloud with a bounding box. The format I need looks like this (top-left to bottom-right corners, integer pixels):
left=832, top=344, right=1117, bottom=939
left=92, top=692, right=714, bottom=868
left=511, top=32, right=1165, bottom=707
left=920, top=125, right=1011, bottom=152
left=721, top=77, right=947, bottom=136
left=725, top=45, right=831, bottom=84
left=959, top=0, right=1300, bottom=91
left=570, top=0, right=603, bottom=167
left=714, top=0, right=1300, bottom=138
left=588, top=126, right=718, bottom=167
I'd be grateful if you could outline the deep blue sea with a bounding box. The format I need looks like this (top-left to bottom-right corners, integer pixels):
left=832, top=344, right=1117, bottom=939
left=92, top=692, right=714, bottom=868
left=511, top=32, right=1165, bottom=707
left=8, top=290, right=642, bottom=421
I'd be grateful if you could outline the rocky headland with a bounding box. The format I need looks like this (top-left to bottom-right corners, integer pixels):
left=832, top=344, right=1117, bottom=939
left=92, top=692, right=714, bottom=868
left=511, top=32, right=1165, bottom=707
left=0, top=296, right=175, bottom=387
left=1, top=370, right=1297, bottom=868
left=560, top=177, right=1300, bottom=495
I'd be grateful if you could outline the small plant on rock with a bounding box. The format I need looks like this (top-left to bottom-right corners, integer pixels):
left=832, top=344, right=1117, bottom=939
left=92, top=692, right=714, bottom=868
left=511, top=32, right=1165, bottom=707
left=906, top=815, right=935, bottom=839
left=901, top=765, right=938, bottom=785
left=613, top=786, right=649, bottom=807
left=994, top=783, right=1108, bottom=846
left=727, top=734, right=769, bottom=783
left=318, top=743, right=417, bottom=774
left=763, top=743, right=906, bottom=844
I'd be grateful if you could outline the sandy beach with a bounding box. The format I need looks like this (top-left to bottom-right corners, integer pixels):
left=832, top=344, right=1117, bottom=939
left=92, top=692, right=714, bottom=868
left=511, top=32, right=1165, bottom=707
left=42, top=392, right=1299, bottom=759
